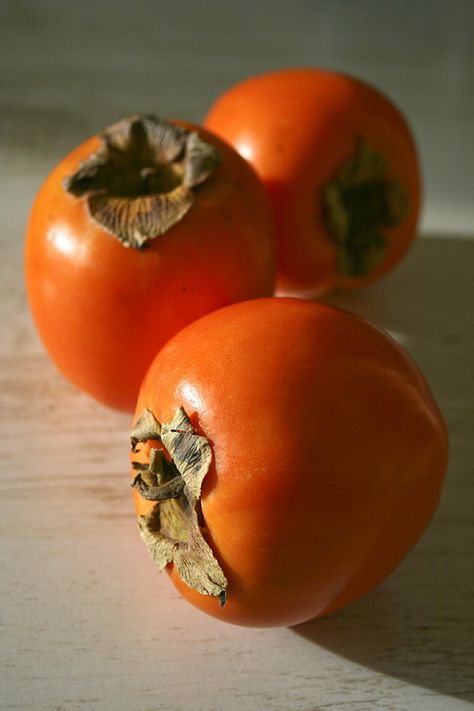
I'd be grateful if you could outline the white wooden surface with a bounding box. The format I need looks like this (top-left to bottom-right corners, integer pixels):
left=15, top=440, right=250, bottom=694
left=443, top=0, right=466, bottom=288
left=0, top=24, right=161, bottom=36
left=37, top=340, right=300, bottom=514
left=1, top=2, right=474, bottom=710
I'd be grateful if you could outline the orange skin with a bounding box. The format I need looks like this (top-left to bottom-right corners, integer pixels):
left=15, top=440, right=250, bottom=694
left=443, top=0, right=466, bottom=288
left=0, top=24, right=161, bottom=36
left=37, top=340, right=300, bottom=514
left=204, top=68, right=421, bottom=296
left=25, top=123, right=275, bottom=411
left=133, top=298, right=448, bottom=628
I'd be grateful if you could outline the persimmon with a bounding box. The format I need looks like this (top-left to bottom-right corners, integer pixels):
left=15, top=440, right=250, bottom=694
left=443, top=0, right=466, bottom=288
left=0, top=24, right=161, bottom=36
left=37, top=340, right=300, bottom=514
left=25, top=115, right=275, bottom=411
left=130, top=297, right=448, bottom=628
left=204, top=68, right=421, bottom=295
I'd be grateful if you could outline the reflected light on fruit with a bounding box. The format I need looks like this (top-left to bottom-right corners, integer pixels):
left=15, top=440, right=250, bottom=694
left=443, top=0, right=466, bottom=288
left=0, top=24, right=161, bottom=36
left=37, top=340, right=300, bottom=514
left=236, top=141, right=254, bottom=162
left=47, top=223, right=77, bottom=258
left=387, top=330, right=409, bottom=347
left=179, top=380, right=205, bottom=413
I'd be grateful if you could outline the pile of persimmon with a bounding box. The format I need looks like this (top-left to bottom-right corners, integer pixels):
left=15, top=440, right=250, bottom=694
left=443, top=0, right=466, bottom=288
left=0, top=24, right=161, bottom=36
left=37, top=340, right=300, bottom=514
left=25, top=69, right=446, bottom=629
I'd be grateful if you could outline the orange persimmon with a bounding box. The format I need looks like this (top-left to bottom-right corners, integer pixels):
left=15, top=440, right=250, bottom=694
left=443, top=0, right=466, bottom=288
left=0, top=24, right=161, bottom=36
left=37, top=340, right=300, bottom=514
left=205, top=68, right=421, bottom=296
left=25, top=115, right=275, bottom=410
left=130, top=297, right=448, bottom=627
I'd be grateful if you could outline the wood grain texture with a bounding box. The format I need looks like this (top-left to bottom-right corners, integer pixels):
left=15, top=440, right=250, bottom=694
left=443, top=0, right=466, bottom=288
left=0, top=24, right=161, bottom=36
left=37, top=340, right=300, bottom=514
left=2, top=231, right=473, bottom=711
left=1, top=2, right=474, bottom=709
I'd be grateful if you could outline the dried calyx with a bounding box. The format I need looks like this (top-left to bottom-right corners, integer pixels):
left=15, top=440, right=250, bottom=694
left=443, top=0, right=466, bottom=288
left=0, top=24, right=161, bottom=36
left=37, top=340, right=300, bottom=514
left=130, top=407, right=227, bottom=607
left=323, top=137, right=409, bottom=277
left=64, top=114, right=220, bottom=248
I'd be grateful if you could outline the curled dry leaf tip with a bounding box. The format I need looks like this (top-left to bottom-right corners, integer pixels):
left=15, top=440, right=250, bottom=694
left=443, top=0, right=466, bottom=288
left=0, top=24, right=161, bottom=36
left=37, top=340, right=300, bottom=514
left=130, top=406, right=228, bottom=605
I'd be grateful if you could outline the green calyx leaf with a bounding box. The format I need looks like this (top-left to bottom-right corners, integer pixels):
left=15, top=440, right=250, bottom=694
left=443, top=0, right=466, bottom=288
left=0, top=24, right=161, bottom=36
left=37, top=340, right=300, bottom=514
left=322, top=137, right=409, bottom=277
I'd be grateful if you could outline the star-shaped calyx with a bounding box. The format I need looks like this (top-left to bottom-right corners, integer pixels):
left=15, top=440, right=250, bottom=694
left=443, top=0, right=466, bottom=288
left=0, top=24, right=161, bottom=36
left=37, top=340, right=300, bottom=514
left=64, top=115, right=220, bottom=248
left=323, top=137, right=409, bottom=277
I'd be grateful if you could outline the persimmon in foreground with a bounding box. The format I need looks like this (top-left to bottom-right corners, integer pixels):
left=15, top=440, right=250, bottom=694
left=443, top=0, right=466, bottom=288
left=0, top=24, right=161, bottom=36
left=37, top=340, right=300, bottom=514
left=130, top=298, right=448, bottom=628
left=25, top=114, right=275, bottom=411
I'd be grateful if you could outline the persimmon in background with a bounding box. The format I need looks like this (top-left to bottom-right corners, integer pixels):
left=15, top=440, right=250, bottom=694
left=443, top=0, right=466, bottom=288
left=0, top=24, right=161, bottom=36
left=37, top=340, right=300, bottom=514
left=130, top=298, right=448, bottom=628
left=205, top=68, right=421, bottom=296
left=25, top=115, right=275, bottom=411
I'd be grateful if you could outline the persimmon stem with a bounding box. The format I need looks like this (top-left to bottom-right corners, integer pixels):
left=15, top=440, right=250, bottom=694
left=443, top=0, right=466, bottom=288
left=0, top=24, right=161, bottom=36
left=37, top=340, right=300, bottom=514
left=322, top=137, right=408, bottom=277
left=64, top=115, right=220, bottom=249
left=130, top=407, right=228, bottom=604
left=131, top=472, right=185, bottom=501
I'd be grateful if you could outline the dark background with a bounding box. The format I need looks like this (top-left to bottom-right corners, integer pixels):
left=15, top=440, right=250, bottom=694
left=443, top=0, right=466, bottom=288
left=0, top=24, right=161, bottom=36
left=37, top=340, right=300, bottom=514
left=2, top=0, right=473, bottom=237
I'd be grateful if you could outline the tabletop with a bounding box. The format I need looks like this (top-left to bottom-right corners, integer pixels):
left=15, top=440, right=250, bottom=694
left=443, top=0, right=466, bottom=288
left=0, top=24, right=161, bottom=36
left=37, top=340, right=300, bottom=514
left=1, top=2, right=473, bottom=710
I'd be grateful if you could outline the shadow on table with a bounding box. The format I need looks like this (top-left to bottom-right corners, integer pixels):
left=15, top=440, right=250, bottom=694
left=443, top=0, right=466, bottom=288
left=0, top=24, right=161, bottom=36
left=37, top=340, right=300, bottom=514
left=292, top=542, right=474, bottom=702
left=292, top=236, right=474, bottom=703
left=319, top=234, right=472, bottom=340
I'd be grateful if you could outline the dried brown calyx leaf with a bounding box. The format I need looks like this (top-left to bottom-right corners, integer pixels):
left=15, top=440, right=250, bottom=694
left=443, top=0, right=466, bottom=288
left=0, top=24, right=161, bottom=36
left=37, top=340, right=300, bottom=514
left=131, top=406, right=227, bottom=606
left=64, top=114, right=220, bottom=248
left=322, top=137, right=409, bottom=277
